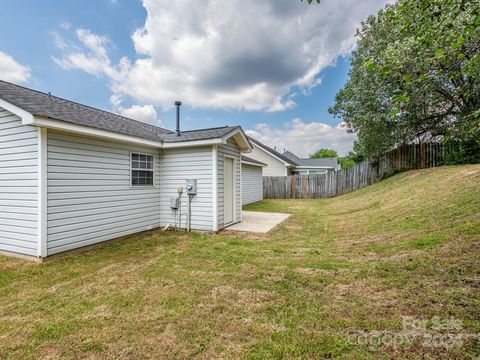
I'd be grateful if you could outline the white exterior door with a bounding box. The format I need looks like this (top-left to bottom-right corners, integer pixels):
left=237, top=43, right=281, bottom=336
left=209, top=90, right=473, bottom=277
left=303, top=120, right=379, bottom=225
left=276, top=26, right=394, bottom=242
left=224, top=157, right=234, bottom=225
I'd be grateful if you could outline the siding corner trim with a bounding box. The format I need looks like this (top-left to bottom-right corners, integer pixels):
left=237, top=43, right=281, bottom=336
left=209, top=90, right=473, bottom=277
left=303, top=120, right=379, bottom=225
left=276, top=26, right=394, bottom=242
left=212, top=145, right=218, bottom=232
left=38, top=127, right=47, bottom=257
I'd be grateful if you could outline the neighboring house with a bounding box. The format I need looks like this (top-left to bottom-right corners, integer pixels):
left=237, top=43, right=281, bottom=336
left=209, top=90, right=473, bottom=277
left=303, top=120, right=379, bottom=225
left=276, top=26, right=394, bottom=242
left=247, top=137, right=340, bottom=176
left=282, top=151, right=340, bottom=175
left=0, top=80, right=252, bottom=259
left=248, top=137, right=296, bottom=176
left=240, top=155, right=266, bottom=205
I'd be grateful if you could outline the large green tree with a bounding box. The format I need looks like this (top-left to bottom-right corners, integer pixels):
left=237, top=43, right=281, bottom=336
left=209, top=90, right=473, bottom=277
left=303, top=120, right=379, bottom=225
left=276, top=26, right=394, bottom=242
left=329, top=0, right=480, bottom=158
left=310, top=148, right=338, bottom=158
left=337, top=142, right=365, bottom=169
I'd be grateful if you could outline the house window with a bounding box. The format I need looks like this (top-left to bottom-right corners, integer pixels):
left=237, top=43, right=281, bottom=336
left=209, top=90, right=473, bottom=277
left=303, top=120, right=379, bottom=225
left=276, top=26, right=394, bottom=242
left=131, top=153, right=154, bottom=186
left=309, top=170, right=328, bottom=175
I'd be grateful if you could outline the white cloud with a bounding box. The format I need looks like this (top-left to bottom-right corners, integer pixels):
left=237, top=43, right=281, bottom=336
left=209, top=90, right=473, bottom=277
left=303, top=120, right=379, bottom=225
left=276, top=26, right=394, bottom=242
left=0, top=51, right=31, bottom=84
left=53, top=28, right=117, bottom=78
left=246, top=119, right=357, bottom=156
left=109, top=94, right=162, bottom=125
left=53, top=29, right=163, bottom=126
left=118, top=104, right=159, bottom=124
left=51, top=31, right=68, bottom=50
left=53, top=0, right=388, bottom=111
left=60, top=21, right=71, bottom=30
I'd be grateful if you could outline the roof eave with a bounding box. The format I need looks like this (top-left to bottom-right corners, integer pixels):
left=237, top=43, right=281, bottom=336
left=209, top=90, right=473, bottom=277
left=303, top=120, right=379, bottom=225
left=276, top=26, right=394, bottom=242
left=0, top=97, right=164, bottom=147
left=31, top=116, right=164, bottom=147
left=222, top=127, right=252, bottom=152
left=252, top=142, right=294, bottom=166
left=241, top=160, right=266, bottom=167
left=0, top=98, right=35, bottom=124
left=2, top=97, right=253, bottom=151
left=31, top=116, right=246, bottom=150
left=163, top=138, right=224, bottom=148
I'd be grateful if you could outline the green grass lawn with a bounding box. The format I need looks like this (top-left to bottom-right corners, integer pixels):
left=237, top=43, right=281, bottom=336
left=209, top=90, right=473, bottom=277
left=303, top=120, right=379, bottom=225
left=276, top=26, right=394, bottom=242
left=1, top=165, right=479, bottom=359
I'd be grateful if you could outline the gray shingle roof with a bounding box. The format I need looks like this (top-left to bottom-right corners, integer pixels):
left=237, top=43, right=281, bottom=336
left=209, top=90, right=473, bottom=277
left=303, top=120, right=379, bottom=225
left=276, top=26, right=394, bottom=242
left=0, top=80, right=174, bottom=142
left=241, top=155, right=266, bottom=166
left=282, top=151, right=301, bottom=164
left=283, top=150, right=338, bottom=168
left=0, top=80, right=250, bottom=146
left=248, top=137, right=297, bottom=165
left=295, top=157, right=339, bottom=168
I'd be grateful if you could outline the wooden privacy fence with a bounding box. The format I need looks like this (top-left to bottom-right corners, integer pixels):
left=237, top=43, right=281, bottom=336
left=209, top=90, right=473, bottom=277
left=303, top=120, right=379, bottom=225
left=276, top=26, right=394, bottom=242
left=263, top=143, right=447, bottom=199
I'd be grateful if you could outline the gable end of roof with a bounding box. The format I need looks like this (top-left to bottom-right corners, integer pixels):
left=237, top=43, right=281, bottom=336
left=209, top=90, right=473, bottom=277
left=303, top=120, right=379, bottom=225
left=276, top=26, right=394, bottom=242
left=248, top=136, right=297, bottom=165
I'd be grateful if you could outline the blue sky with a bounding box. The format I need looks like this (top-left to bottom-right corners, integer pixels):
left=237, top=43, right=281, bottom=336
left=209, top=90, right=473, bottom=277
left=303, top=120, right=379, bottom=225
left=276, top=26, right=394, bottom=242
left=0, top=0, right=387, bottom=156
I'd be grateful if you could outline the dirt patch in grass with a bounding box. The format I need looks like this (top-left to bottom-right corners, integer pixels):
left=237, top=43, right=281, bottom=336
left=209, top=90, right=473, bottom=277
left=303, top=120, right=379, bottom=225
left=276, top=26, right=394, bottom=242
left=285, top=224, right=303, bottom=230
left=295, top=267, right=336, bottom=276
left=221, top=230, right=268, bottom=241
left=456, top=167, right=480, bottom=178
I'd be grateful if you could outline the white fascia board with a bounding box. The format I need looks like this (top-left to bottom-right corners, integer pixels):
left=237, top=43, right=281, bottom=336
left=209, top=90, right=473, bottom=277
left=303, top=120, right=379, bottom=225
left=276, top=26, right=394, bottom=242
left=31, top=116, right=163, bottom=148
left=32, top=116, right=225, bottom=148
left=241, top=160, right=266, bottom=167
left=163, top=138, right=223, bottom=148
left=22, top=112, right=238, bottom=150
left=222, top=128, right=253, bottom=152
left=0, top=98, right=35, bottom=124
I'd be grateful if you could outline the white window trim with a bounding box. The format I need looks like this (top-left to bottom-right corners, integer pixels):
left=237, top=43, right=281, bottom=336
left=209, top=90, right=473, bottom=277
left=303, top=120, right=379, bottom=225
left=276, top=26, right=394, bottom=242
left=294, top=166, right=334, bottom=169
left=130, top=152, right=155, bottom=187
left=292, top=169, right=329, bottom=175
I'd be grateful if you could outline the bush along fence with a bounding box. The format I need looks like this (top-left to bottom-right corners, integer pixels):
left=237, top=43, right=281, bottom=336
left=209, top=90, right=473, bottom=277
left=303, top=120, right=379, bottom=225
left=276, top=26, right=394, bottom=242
left=263, top=143, right=449, bottom=199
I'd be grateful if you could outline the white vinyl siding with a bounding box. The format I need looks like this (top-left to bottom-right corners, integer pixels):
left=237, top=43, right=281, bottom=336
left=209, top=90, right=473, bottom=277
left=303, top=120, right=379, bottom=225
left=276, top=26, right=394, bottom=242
left=249, top=144, right=288, bottom=176
left=0, top=108, right=38, bottom=256
left=217, top=139, right=241, bottom=230
left=46, top=131, right=161, bottom=255
left=241, top=164, right=263, bottom=205
left=160, top=146, right=213, bottom=231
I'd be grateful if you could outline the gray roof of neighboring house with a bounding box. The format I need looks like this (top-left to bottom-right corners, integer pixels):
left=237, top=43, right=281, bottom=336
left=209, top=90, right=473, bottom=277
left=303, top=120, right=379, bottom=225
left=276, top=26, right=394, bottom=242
left=241, top=155, right=266, bottom=166
left=248, top=137, right=339, bottom=169
left=0, top=80, right=245, bottom=144
left=248, top=137, right=298, bottom=165
left=282, top=151, right=301, bottom=163
left=296, top=157, right=339, bottom=168
left=283, top=150, right=338, bottom=168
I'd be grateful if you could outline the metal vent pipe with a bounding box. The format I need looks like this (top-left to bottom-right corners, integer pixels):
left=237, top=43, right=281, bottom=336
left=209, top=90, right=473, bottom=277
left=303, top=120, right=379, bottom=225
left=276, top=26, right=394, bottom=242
left=175, top=101, right=182, bottom=136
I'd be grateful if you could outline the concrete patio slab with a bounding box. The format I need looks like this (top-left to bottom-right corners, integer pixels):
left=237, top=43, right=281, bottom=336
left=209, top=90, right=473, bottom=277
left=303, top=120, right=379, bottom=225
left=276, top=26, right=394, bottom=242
left=227, top=211, right=291, bottom=233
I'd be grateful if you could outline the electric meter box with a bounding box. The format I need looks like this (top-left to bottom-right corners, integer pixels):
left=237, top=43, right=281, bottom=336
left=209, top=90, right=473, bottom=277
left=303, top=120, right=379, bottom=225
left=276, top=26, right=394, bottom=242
left=185, top=179, right=197, bottom=195
left=169, top=197, right=179, bottom=209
